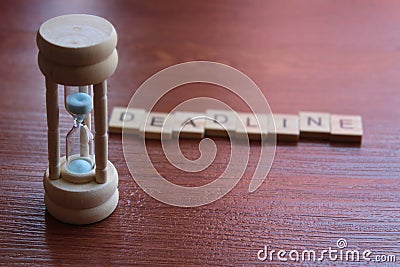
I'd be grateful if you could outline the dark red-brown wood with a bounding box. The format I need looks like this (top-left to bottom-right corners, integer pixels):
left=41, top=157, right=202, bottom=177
left=0, top=0, right=399, bottom=266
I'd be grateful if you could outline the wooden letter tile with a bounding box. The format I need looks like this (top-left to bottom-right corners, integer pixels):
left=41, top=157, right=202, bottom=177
left=299, top=112, right=330, bottom=140
left=330, top=114, right=363, bottom=143
left=205, top=110, right=236, bottom=137
left=235, top=113, right=268, bottom=141
left=109, top=107, right=146, bottom=134
left=270, top=114, right=299, bottom=142
left=140, top=112, right=173, bottom=140
left=173, top=111, right=205, bottom=139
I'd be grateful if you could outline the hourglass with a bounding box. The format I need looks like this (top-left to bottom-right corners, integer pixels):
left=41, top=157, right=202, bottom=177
left=37, top=14, right=119, bottom=224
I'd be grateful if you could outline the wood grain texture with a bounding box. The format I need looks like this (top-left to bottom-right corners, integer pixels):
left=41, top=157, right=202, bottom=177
left=0, top=0, right=400, bottom=266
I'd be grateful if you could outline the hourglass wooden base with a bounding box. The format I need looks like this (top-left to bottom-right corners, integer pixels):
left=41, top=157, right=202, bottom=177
left=43, top=157, right=119, bottom=225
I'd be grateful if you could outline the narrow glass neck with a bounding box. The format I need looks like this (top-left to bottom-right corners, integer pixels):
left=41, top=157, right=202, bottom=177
left=73, top=115, right=86, bottom=126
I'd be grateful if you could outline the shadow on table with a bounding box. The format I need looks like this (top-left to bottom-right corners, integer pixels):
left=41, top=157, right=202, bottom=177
left=44, top=209, right=122, bottom=264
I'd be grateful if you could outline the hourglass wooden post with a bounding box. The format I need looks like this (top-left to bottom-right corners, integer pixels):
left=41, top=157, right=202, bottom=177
left=37, top=14, right=119, bottom=225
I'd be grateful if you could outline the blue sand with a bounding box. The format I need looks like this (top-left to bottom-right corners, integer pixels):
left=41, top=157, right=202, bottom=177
left=66, top=93, right=92, bottom=115
left=67, top=158, right=93, bottom=174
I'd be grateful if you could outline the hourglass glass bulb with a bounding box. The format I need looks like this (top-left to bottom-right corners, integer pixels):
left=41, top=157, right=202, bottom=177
left=66, top=92, right=93, bottom=122
left=65, top=92, right=94, bottom=175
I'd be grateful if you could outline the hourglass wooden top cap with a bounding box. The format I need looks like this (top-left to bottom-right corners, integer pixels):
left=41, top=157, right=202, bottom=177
left=37, top=14, right=117, bottom=66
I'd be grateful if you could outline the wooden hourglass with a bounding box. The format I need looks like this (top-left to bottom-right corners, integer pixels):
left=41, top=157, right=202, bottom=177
left=37, top=14, right=119, bottom=224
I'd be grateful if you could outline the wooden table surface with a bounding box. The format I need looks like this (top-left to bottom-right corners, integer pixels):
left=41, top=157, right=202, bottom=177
left=1, top=0, right=399, bottom=266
